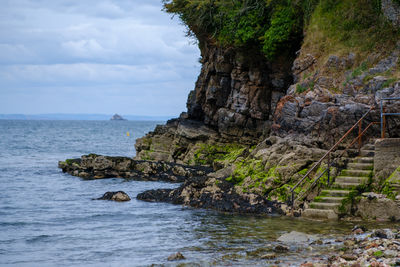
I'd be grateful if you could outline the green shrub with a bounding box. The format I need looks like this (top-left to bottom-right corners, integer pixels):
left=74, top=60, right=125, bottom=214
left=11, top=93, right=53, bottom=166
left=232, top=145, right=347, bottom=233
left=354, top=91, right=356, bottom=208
left=296, top=84, right=307, bottom=93
left=162, top=0, right=317, bottom=60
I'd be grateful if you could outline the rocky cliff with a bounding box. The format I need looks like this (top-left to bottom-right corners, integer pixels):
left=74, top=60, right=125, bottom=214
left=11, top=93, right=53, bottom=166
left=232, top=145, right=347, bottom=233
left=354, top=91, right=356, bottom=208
left=134, top=0, right=400, bottom=216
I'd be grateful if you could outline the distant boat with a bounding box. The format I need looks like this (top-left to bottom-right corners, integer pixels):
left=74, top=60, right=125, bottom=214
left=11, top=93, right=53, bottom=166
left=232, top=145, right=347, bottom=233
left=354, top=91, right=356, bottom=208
left=110, top=114, right=127, bottom=121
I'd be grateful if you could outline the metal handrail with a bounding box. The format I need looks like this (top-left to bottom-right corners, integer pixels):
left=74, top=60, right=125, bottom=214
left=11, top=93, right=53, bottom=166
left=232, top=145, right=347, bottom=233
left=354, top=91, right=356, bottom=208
left=380, top=97, right=400, bottom=138
left=289, top=106, right=375, bottom=208
left=338, top=122, right=380, bottom=158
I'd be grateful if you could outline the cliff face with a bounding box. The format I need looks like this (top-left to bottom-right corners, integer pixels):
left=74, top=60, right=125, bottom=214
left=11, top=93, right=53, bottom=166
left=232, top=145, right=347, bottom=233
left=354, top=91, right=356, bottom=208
left=135, top=40, right=297, bottom=164
left=135, top=1, right=400, bottom=214
left=186, top=42, right=294, bottom=140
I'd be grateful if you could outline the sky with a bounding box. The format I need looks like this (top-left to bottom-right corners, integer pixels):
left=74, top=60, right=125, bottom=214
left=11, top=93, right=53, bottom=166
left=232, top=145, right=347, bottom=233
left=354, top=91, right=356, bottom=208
left=0, top=0, right=201, bottom=116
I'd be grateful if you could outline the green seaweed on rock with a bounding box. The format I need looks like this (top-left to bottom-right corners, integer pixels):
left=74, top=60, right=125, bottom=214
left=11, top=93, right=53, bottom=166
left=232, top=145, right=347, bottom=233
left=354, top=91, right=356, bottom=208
left=193, top=143, right=246, bottom=166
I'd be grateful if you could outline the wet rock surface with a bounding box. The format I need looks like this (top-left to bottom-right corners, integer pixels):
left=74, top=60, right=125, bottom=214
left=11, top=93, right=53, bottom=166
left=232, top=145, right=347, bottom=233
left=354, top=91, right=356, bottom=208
left=58, top=154, right=212, bottom=182
left=137, top=175, right=283, bottom=214
left=277, top=231, right=317, bottom=243
left=95, top=191, right=131, bottom=202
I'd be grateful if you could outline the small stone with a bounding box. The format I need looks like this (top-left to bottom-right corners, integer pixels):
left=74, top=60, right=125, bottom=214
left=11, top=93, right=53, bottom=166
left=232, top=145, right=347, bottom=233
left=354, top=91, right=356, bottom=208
left=300, top=262, right=314, bottom=267
left=167, top=252, right=185, bottom=261
left=341, top=254, right=358, bottom=261
left=344, top=240, right=356, bottom=247
left=260, top=253, right=276, bottom=259
left=277, top=231, right=316, bottom=243
left=383, top=249, right=397, bottom=258
left=274, top=245, right=289, bottom=253
left=366, top=242, right=379, bottom=249
left=372, top=229, right=387, bottom=239
left=353, top=228, right=364, bottom=235
left=352, top=225, right=367, bottom=234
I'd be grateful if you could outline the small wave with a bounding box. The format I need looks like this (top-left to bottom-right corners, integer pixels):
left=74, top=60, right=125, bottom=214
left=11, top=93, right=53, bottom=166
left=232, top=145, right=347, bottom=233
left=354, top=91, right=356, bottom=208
left=0, top=221, right=28, bottom=227
left=25, top=235, right=52, bottom=243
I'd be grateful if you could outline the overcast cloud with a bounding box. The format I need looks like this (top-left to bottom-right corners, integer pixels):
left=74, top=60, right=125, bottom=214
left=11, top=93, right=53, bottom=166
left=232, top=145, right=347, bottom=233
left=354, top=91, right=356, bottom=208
left=0, top=0, right=200, bottom=116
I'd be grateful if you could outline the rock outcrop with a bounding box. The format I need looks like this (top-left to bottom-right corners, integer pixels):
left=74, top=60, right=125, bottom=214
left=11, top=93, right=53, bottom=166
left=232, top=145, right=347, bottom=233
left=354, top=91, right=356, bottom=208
left=95, top=191, right=131, bottom=202
left=137, top=175, right=283, bottom=214
left=136, top=43, right=400, bottom=167
left=382, top=0, right=400, bottom=27
left=133, top=40, right=400, bottom=217
left=110, top=114, right=126, bottom=120
left=355, top=193, right=400, bottom=221
left=58, top=154, right=211, bottom=182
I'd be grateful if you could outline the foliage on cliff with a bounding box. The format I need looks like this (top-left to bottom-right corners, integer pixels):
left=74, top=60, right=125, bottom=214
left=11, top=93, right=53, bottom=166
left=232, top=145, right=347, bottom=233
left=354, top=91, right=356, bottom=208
left=163, top=0, right=399, bottom=61
left=303, top=0, right=399, bottom=59
left=162, top=0, right=318, bottom=59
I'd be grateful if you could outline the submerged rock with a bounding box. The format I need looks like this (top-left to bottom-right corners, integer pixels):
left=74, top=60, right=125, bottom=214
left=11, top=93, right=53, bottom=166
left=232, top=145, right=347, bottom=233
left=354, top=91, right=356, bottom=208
left=167, top=252, right=185, bottom=261
left=274, top=245, right=289, bottom=253
left=260, top=253, right=276, bottom=259
left=277, top=231, right=317, bottom=243
left=95, top=191, right=131, bottom=202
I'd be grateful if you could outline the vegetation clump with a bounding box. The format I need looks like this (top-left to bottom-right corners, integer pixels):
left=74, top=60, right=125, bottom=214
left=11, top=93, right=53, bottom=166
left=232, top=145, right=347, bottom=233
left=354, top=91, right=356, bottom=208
left=162, top=0, right=319, bottom=60
left=163, top=0, right=399, bottom=62
left=193, top=143, right=246, bottom=165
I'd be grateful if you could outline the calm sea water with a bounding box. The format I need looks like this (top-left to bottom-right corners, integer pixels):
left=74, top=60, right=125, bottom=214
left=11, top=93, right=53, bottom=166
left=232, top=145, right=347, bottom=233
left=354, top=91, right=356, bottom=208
left=0, top=120, right=394, bottom=266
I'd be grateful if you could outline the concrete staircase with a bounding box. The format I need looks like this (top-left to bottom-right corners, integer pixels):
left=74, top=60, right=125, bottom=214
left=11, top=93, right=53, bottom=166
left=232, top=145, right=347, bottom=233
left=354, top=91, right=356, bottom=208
left=302, top=144, right=374, bottom=220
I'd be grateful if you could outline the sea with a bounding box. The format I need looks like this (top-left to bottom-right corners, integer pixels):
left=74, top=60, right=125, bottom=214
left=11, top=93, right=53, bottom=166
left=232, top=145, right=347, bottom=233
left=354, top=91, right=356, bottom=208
left=0, top=120, right=394, bottom=266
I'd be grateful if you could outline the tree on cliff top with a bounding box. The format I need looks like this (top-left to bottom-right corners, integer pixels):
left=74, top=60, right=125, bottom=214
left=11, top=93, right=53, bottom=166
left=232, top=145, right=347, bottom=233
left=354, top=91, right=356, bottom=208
left=162, top=0, right=315, bottom=59
left=162, top=0, right=398, bottom=60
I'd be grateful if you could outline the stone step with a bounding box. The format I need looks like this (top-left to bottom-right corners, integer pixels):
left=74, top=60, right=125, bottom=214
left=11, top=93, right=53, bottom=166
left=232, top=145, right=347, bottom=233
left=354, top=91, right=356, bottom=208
left=332, top=182, right=360, bottom=189
left=321, top=189, right=350, bottom=197
left=302, top=209, right=338, bottom=220
left=309, top=202, right=340, bottom=210
left=362, top=144, right=375, bottom=150
left=360, top=150, right=375, bottom=157
left=354, top=157, right=374, bottom=164
left=317, top=196, right=345, bottom=203
left=340, top=169, right=371, bottom=177
left=347, top=163, right=373, bottom=170
left=335, top=176, right=369, bottom=184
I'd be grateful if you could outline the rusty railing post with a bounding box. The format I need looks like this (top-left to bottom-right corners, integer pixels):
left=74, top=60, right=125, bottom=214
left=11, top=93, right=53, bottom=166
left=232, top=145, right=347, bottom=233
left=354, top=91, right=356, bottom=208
left=381, top=99, right=385, bottom=138
left=358, top=120, right=362, bottom=151
left=327, top=152, right=330, bottom=185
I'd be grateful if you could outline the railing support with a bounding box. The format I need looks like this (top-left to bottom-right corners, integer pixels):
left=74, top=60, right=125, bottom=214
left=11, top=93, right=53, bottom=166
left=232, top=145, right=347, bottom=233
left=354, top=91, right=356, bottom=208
left=289, top=106, right=375, bottom=209
left=327, top=153, right=330, bottom=186
left=380, top=97, right=400, bottom=138
left=289, top=97, right=399, bottom=209
left=381, top=100, right=384, bottom=138
left=382, top=106, right=386, bottom=139
left=358, top=120, right=362, bottom=152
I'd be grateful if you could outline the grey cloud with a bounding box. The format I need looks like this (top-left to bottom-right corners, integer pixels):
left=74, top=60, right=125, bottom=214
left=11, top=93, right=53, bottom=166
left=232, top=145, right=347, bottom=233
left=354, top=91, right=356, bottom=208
left=0, top=0, right=200, bottom=116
